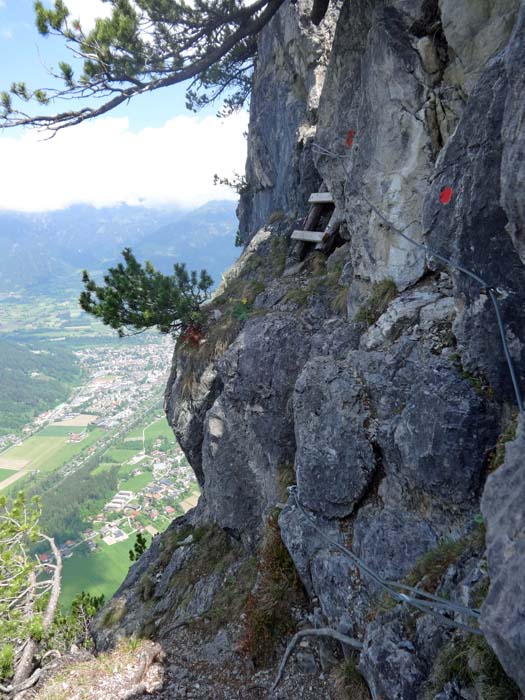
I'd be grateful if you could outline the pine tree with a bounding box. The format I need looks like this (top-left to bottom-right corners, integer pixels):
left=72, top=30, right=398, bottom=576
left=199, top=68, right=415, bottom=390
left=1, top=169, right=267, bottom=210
left=79, top=248, right=213, bottom=336
left=129, top=532, right=148, bottom=561
left=0, top=0, right=305, bottom=132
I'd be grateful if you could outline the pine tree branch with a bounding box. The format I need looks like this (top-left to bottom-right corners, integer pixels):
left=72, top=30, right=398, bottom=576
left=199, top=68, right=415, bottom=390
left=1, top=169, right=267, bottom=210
left=1, top=0, right=287, bottom=132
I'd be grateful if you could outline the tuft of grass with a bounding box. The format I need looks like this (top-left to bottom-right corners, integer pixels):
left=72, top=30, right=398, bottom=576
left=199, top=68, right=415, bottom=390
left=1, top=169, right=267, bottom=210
left=240, top=513, right=305, bottom=667
left=487, top=413, right=519, bottom=472
left=277, top=463, right=296, bottom=501
left=425, top=636, right=520, bottom=700
left=449, top=353, right=495, bottom=400
left=138, top=573, right=154, bottom=602
left=283, top=283, right=315, bottom=307
left=404, top=539, right=467, bottom=593
left=156, top=524, right=194, bottom=568
left=370, top=527, right=487, bottom=621
left=166, top=525, right=237, bottom=604
left=331, top=656, right=371, bottom=700
left=355, top=279, right=397, bottom=326
left=268, top=210, right=285, bottom=224
left=461, top=371, right=495, bottom=400
left=270, top=236, right=288, bottom=276
left=307, top=251, right=327, bottom=276
left=332, top=285, right=349, bottom=315
left=207, top=556, right=257, bottom=631
left=471, top=575, right=490, bottom=609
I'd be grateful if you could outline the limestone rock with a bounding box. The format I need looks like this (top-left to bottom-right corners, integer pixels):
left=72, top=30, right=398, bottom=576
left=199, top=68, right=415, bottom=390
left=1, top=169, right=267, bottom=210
left=391, top=359, right=497, bottom=504
left=422, top=54, right=525, bottom=404
left=439, top=0, right=520, bottom=93
left=102, top=3, right=525, bottom=698
left=481, top=419, right=525, bottom=694
left=353, top=505, right=437, bottom=582
left=294, top=356, right=376, bottom=518
left=501, top=3, right=525, bottom=265
left=201, top=313, right=312, bottom=542
left=359, top=611, right=427, bottom=700
left=237, top=0, right=340, bottom=242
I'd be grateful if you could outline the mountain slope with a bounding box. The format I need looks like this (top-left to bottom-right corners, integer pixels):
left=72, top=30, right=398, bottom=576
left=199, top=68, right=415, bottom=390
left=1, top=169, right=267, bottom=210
left=0, top=201, right=238, bottom=294
left=0, top=339, right=81, bottom=433
left=135, top=200, right=239, bottom=286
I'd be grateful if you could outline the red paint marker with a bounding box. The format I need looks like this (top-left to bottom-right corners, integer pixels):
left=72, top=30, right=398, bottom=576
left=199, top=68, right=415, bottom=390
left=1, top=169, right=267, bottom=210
left=440, top=186, right=453, bottom=205
left=345, top=130, right=355, bottom=147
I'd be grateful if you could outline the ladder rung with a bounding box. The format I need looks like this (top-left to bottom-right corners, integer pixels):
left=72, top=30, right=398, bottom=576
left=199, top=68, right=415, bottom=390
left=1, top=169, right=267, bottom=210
left=308, top=192, right=333, bottom=204
left=291, top=230, right=325, bottom=243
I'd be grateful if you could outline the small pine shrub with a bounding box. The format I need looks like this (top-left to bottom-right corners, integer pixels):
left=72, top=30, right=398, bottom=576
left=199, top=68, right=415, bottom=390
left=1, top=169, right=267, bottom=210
left=0, top=644, right=14, bottom=681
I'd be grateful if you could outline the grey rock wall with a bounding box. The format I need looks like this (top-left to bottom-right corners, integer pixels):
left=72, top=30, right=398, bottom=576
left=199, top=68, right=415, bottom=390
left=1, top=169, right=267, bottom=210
left=107, top=1, right=525, bottom=697
left=481, top=419, right=525, bottom=694
left=237, top=0, right=340, bottom=243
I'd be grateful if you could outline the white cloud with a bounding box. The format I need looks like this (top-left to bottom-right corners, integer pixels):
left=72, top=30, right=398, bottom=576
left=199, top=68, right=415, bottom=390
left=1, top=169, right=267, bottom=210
left=0, top=1, right=6, bottom=9
left=44, top=0, right=111, bottom=30
left=0, top=111, right=248, bottom=212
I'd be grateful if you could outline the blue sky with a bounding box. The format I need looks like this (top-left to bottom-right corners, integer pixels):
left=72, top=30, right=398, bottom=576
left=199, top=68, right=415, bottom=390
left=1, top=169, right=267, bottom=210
left=0, top=0, right=248, bottom=211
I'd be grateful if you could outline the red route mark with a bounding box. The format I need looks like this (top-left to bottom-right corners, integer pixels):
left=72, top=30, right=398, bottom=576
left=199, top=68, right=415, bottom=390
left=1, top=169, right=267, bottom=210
left=345, top=129, right=355, bottom=147
left=440, top=186, right=453, bottom=205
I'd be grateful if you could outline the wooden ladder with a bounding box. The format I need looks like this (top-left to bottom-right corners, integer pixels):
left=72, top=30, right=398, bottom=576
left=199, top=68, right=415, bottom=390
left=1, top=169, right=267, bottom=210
left=291, top=190, right=341, bottom=250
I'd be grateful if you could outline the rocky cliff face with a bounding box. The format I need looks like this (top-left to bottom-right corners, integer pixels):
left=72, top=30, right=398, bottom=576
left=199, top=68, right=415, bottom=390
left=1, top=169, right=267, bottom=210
left=96, top=2, right=525, bottom=698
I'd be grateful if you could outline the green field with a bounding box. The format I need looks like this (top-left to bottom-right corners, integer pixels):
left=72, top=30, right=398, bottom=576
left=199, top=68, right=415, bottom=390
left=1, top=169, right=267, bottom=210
left=1, top=429, right=104, bottom=474
left=124, top=426, right=144, bottom=439
left=38, top=425, right=92, bottom=437
left=0, top=468, right=15, bottom=484
left=144, top=417, right=175, bottom=442
left=92, top=462, right=118, bottom=476
left=60, top=539, right=136, bottom=610
left=119, top=472, right=153, bottom=492
left=105, top=448, right=136, bottom=463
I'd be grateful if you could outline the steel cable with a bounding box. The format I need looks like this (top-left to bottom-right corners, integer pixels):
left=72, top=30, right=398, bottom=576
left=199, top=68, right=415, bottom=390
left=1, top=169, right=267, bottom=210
left=288, top=486, right=482, bottom=635
left=311, top=143, right=524, bottom=413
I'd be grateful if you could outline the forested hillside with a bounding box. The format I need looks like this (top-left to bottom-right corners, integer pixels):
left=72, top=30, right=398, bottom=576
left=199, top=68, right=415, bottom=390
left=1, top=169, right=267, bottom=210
left=0, top=340, right=81, bottom=433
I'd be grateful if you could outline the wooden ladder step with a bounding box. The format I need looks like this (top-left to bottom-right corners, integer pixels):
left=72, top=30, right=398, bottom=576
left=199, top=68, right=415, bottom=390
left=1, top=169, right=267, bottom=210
left=308, top=192, right=333, bottom=204
left=315, top=208, right=342, bottom=250
left=291, top=230, right=326, bottom=243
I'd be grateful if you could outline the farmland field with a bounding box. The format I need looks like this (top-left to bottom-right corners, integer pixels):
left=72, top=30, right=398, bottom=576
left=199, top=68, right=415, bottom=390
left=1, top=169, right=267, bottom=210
left=38, top=425, right=89, bottom=437
left=60, top=538, right=142, bottom=610
left=105, top=447, right=137, bottom=463
left=119, top=471, right=153, bottom=492
left=54, top=414, right=98, bottom=427
left=0, top=428, right=104, bottom=477
left=145, top=417, right=175, bottom=442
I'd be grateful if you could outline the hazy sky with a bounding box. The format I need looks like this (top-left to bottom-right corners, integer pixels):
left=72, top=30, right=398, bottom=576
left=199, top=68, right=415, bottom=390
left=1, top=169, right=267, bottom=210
left=0, top=0, right=248, bottom=212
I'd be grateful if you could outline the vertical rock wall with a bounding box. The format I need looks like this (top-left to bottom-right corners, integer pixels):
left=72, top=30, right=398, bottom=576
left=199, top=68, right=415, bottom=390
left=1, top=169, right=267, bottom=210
left=111, top=1, right=525, bottom=697
left=237, top=0, right=340, bottom=242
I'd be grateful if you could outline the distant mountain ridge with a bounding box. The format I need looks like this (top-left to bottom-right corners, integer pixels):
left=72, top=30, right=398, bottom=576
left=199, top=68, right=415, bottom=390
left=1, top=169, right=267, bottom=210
left=0, top=200, right=239, bottom=294
left=135, top=200, right=240, bottom=285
